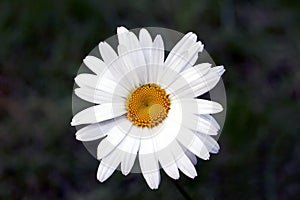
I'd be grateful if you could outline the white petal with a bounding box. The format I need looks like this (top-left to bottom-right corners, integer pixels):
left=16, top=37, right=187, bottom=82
left=109, top=46, right=139, bottom=91
left=149, top=63, right=179, bottom=89
left=75, top=119, right=117, bottom=141
left=140, top=155, right=160, bottom=190
left=157, top=148, right=179, bottom=179
left=118, top=127, right=141, bottom=175
left=192, top=66, right=225, bottom=97
left=96, top=149, right=122, bottom=182
left=128, top=32, right=147, bottom=67
left=162, top=162, right=179, bottom=179
left=117, top=44, right=140, bottom=88
left=97, top=118, right=132, bottom=159
left=119, top=32, right=147, bottom=83
left=142, top=170, right=160, bottom=190
left=117, top=26, right=129, bottom=34
left=185, top=149, right=197, bottom=165
left=165, top=51, right=188, bottom=73
left=117, top=29, right=147, bottom=84
left=151, top=118, right=181, bottom=152
left=96, top=162, right=116, bottom=182
left=196, top=133, right=220, bottom=154
left=165, top=32, right=197, bottom=67
left=174, top=66, right=225, bottom=97
left=139, top=28, right=152, bottom=64
left=150, top=35, right=164, bottom=65
left=139, top=128, right=156, bottom=155
left=196, top=115, right=219, bottom=135
left=139, top=28, right=152, bottom=48
left=121, top=151, right=138, bottom=176
left=139, top=129, right=160, bottom=189
left=117, top=26, right=130, bottom=49
left=176, top=153, right=197, bottom=178
left=99, top=42, right=133, bottom=86
left=143, top=102, right=182, bottom=153
left=215, top=65, right=226, bottom=76
left=180, top=63, right=211, bottom=86
left=170, top=101, right=219, bottom=135
left=164, top=140, right=197, bottom=178
left=99, top=42, right=118, bottom=66
left=74, top=73, right=128, bottom=97
left=147, top=35, right=164, bottom=83
left=117, top=133, right=141, bottom=153
left=197, top=114, right=221, bottom=131
left=181, top=99, right=223, bottom=114
left=167, top=63, right=212, bottom=94
left=139, top=105, right=182, bottom=180
left=120, top=31, right=146, bottom=64
left=163, top=76, right=195, bottom=100
left=74, top=88, right=118, bottom=104
left=71, top=103, right=126, bottom=126
left=174, top=41, right=203, bottom=72
left=117, top=44, right=132, bottom=73
left=134, top=61, right=148, bottom=85
left=187, top=41, right=203, bottom=62
left=194, top=63, right=212, bottom=75
left=83, top=56, right=106, bottom=75
left=176, top=128, right=210, bottom=160
left=74, top=73, right=99, bottom=89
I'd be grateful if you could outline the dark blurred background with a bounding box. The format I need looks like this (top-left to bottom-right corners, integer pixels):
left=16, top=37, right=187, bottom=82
left=0, top=0, right=299, bottom=199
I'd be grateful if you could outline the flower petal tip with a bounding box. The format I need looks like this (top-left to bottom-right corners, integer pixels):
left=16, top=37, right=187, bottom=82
left=154, top=34, right=162, bottom=40
left=70, top=120, right=76, bottom=126
left=117, top=26, right=129, bottom=34
left=97, top=175, right=106, bottom=183
left=216, top=65, right=226, bottom=76
left=172, top=174, right=180, bottom=180
left=200, top=44, right=204, bottom=51
left=97, top=151, right=105, bottom=160
left=216, top=103, right=224, bottom=113
left=122, top=171, right=130, bottom=176
left=75, top=135, right=84, bottom=141
left=204, top=154, right=210, bottom=160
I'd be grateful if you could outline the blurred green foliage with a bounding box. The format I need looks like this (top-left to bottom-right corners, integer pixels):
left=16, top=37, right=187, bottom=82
left=0, top=0, right=299, bottom=199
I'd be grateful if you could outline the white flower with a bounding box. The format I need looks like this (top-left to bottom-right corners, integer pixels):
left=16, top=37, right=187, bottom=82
left=71, top=26, right=225, bottom=189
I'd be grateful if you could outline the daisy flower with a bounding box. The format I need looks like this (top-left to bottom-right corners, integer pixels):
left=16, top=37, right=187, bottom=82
left=71, top=26, right=225, bottom=189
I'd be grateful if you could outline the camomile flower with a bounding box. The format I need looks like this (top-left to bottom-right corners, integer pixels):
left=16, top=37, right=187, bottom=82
left=71, top=26, right=225, bottom=189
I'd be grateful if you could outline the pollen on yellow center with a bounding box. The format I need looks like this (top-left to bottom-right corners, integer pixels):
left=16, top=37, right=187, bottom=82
left=125, top=83, right=171, bottom=128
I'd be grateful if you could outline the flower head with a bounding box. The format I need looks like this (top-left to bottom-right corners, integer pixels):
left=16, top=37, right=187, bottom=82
left=71, top=26, right=225, bottom=189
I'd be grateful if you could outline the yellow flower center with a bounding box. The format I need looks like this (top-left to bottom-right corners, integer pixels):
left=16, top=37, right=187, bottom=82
left=126, top=83, right=170, bottom=128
